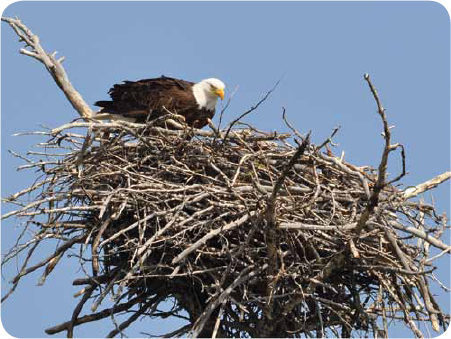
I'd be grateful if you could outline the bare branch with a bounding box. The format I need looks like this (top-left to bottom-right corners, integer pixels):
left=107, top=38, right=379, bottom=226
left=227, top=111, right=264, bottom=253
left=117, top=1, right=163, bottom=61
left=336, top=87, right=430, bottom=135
left=222, top=79, right=281, bottom=143
left=2, top=16, right=93, bottom=119
left=172, top=212, right=256, bottom=265
left=354, top=74, right=401, bottom=234
left=403, top=171, right=451, bottom=200
left=45, top=295, right=147, bottom=335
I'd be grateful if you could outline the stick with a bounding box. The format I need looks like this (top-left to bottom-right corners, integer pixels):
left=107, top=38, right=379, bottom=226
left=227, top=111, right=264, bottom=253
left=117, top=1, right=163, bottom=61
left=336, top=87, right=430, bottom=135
left=222, top=79, right=281, bottom=143
left=2, top=16, right=93, bottom=119
left=354, top=74, right=399, bottom=234
left=172, top=212, right=255, bottom=265
left=403, top=172, right=451, bottom=200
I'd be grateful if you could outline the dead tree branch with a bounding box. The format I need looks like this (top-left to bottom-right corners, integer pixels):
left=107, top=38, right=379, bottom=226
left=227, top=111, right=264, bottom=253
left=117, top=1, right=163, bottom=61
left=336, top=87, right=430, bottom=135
left=354, top=73, right=407, bottom=234
left=403, top=171, right=451, bottom=200
left=1, top=16, right=93, bottom=119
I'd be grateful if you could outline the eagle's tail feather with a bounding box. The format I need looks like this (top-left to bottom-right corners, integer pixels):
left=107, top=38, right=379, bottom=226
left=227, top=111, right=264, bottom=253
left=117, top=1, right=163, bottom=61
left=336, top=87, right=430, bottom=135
left=94, top=100, right=113, bottom=108
left=94, top=101, right=121, bottom=115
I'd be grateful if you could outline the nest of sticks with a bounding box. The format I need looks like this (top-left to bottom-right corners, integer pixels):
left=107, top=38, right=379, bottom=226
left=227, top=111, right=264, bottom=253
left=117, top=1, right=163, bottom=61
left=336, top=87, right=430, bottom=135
left=2, top=15, right=449, bottom=339
left=3, top=107, right=450, bottom=338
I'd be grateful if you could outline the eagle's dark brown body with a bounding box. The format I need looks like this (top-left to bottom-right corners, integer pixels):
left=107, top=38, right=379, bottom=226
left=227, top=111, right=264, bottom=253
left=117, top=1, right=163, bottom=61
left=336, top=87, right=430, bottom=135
left=95, top=76, right=215, bottom=128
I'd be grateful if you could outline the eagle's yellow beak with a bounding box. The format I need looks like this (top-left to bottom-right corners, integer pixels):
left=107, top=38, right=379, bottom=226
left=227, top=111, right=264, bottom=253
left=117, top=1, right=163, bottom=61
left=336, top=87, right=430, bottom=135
left=215, top=88, right=225, bottom=100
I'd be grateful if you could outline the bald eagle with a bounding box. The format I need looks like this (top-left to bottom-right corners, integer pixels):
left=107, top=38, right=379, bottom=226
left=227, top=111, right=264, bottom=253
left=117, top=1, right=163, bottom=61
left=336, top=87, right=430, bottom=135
left=94, top=76, right=225, bottom=129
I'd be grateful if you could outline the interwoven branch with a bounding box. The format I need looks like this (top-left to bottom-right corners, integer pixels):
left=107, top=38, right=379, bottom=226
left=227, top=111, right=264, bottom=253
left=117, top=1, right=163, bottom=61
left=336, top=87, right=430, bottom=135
left=2, top=116, right=449, bottom=337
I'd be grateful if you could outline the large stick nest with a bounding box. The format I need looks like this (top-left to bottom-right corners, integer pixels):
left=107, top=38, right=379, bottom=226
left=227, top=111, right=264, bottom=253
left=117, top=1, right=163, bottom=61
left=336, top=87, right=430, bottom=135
left=2, top=112, right=450, bottom=337
left=2, top=15, right=449, bottom=338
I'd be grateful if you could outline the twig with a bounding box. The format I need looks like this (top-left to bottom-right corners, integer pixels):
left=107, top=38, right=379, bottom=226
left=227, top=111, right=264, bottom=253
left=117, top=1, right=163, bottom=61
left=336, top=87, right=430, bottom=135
left=67, top=285, right=94, bottom=338
left=268, top=133, right=311, bottom=210
left=172, top=212, right=256, bottom=265
left=106, top=298, right=156, bottom=338
left=217, top=84, right=239, bottom=131
left=316, top=125, right=341, bottom=151
left=45, top=295, right=146, bottom=335
left=222, top=79, right=281, bottom=143
left=375, top=220, right=450, bottom=251
left=191, top=264, right=268, bottom=337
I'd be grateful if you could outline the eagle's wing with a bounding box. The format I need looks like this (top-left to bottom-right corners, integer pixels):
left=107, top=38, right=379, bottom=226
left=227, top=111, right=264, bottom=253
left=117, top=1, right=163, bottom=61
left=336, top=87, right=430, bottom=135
left=95, top=76, right=197, bottom=122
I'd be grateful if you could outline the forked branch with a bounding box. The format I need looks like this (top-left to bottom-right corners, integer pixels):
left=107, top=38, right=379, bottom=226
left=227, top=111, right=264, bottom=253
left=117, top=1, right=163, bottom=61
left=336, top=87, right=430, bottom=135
left=354, top=74, right=407, bottom=234
left=1, top=16, right=93, bottom=119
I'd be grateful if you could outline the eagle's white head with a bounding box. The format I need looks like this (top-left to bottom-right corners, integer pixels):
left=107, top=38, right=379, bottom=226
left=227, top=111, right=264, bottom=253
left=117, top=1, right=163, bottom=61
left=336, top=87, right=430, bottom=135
left=192, top=78, right=225, bottom=111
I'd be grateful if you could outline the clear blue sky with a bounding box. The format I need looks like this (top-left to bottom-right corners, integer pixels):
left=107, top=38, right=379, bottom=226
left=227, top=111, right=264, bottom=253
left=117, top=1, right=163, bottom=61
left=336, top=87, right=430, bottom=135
left=1, top=1, right=450, bottom=338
